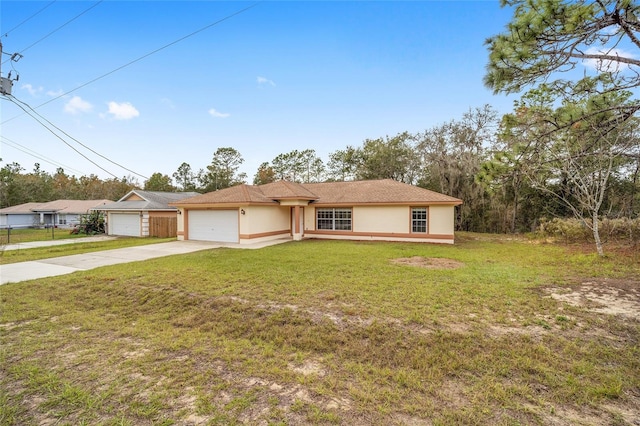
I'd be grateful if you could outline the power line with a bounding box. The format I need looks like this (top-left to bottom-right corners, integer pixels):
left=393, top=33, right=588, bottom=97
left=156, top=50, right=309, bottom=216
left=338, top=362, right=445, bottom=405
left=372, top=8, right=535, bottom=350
left=1, top=1, right=57, bottom=39
left=1, top=1, right=261, bottom=124
left=1, top=135, right=87, bottom=175
left=1, top=1, right=104, bottom=66
left=8, top=95, right=149, bottom=179
left=1, top=134, right=85, bottom=173
left=4, top=94, right=121, bottom=178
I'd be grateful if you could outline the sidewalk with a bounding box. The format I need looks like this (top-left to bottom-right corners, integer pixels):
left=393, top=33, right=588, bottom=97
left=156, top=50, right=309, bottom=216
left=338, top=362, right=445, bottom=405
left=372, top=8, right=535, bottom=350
left=2, top=235, right=117, bottom=251
left=0, top=238, right=291, bottom=285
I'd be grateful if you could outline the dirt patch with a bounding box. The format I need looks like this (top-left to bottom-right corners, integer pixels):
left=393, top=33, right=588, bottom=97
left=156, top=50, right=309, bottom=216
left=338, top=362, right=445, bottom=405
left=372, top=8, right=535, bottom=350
left=289, top=359, right=327, bottom=377
left=524, top=399, right=640, bottom=426
left=545, top=278, right=640, bottom=320
left=391, top=256, right=464, bottom=270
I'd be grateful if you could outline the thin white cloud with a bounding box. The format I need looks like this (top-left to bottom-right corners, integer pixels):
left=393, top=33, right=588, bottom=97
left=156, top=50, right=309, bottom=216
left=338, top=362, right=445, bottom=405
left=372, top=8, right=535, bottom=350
left=107, top=101, right=139, bottom=120
left=257, top=76, right=276, bottom=86
left=160, top=97, right=176, bottom=109
left=64, top=96, right=93, bottom=115
left=21, top=84, right=43, bottom=96
left=208, top=108, right=230, bottom=118
left=47, top=89, right=64, bottom=97
left=583, top=47, right=634, bottom=72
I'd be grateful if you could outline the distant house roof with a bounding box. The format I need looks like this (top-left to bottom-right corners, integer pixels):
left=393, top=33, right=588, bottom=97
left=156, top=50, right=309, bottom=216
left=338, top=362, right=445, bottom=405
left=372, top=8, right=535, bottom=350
left=31, top=199, right=112, bottom=213
left=97, top=190, right=201, bottom=211
left=0, top=202, right=44, bottom=214
left=0, top=200, right=112, bottom=214
left=172, top=179, right=462, bottom=206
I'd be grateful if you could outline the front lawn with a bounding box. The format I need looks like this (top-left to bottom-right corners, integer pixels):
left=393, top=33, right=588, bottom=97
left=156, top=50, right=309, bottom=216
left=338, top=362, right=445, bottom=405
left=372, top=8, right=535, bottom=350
left=1, top=236, right=638, bottom=425
left=0, top=227, right=90, bottom=245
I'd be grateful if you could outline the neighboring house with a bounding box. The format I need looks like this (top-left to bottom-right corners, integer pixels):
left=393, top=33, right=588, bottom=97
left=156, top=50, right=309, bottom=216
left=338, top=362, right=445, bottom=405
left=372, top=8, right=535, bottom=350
left=0, top=199, right=112, bottom=229
left=170, top=179, right=463, bottom=245
left=96, top=190, right=200, bottom=237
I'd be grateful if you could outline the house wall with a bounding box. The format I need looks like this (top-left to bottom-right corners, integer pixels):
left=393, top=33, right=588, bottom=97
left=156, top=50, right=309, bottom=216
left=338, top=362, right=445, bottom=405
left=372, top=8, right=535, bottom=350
left=239, top=206, right=290, bottom=242
left=141, top=212, right=149, bottom=237
left=304, top=205, right=414, bottom=233
left=352, top=206, right=409, bottom=233
left=303, top=207, right=315, bottom=231
left=56, top=213, right=81, bottom=228
left=0, top=214, right=39, bottom=228
left=177, top=208, right=185, bottom=240
left=127, top=194, right=145, bottom=201
left=304, top=204, right=456, bottom=244
left=429, top=205, right=455, bottom=235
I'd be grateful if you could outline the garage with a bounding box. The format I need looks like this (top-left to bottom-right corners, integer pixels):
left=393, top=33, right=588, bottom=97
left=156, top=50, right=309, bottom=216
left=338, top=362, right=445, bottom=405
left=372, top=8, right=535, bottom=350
left=109, top=213, right=141, bottom=237
left=188, top=210, right=238, bottom=243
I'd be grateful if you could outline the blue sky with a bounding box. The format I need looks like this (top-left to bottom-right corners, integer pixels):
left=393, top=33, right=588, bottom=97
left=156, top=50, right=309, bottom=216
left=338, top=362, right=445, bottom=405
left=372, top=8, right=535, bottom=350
left=1, top=1, right=516, bottom=183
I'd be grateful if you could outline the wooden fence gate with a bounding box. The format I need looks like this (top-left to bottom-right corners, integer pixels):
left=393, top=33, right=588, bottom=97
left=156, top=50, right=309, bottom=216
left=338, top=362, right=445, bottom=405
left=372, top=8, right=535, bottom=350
left=149, top=217, right=177, bottom=238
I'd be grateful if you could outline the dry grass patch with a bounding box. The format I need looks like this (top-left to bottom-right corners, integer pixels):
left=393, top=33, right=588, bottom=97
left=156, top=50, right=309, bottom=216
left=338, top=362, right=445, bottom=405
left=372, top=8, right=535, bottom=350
left=390, top=256, right=464, bottom=269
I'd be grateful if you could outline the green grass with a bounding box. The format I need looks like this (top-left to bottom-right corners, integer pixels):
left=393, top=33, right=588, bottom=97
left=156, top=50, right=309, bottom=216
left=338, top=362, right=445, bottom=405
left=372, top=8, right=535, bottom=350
left=0, top=237, right=174, bottom=265
left=1, top=236, right=638, bottom=425
left=0, top=227, right=89, bottom=245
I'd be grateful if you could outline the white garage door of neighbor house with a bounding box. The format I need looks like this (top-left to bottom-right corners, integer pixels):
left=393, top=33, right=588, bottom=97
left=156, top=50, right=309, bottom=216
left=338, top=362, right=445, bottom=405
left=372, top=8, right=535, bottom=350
left=109, top=213, right=141, bottom=237
left=188, top=210, right=238, bottom=243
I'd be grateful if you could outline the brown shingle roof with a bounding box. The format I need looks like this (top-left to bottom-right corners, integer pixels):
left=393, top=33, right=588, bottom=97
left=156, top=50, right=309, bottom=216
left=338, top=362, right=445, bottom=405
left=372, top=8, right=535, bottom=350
left=260, top=180, right=318, bottom=200
left=173, top=184, right=278, bottom=205
left=302, top=179, right=461, bottom=205
left=174, top=179, right=462, bottom=206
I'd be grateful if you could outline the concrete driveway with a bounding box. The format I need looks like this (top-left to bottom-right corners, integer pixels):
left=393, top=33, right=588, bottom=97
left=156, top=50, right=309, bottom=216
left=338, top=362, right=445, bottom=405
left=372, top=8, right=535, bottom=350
left=1, top=239, right=290, bottom=285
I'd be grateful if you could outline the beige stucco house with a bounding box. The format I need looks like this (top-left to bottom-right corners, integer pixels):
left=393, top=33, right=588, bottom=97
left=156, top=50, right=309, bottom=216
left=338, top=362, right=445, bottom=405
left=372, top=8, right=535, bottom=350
left=170, top=179, right=462, bottom=244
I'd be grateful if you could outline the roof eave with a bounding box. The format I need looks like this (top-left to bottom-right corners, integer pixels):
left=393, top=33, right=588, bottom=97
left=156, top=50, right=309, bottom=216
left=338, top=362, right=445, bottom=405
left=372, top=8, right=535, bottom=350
left=170, top=201, right=278, bottom=208
left=311, top=200, right=463, bottom=206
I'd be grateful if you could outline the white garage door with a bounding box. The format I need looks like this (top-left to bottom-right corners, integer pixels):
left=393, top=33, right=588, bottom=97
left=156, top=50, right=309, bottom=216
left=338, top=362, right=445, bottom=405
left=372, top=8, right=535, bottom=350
left=188, top=210, right=238, bottom=243
left=109, top=213, right=141, bottom=237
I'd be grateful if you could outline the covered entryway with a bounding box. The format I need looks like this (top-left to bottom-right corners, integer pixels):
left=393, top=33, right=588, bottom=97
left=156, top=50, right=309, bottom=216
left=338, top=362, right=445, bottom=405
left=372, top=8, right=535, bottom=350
left=109, top=213, right=141, bottom=237
left=188, top=210, right=238, bottom=243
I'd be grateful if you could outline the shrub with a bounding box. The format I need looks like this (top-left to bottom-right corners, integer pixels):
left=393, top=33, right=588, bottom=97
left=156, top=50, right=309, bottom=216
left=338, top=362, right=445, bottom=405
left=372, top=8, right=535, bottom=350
left=76, top=211, right=105, bottom=235
left=537, top=217, right=640, bottom=245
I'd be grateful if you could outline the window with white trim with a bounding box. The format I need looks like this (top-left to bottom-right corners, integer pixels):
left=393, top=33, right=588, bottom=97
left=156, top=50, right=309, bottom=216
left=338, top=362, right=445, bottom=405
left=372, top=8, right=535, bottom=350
left=411, top=207, right=427, bottom=233
left=58, top=214, right=67, bottom=225
left=316, top=208, right=352, bottom=231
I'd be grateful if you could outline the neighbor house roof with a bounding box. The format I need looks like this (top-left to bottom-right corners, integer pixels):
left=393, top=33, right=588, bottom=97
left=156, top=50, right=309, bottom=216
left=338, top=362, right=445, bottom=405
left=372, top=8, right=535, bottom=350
left=31, top=199, right=112, bottom=213
left=0, top=200, right=112, bottom=214
left=173, top=179, right=462, bottom=206
left=0, top=202, right=45, bottom=214
left=97, top=190, right=200, bottom=211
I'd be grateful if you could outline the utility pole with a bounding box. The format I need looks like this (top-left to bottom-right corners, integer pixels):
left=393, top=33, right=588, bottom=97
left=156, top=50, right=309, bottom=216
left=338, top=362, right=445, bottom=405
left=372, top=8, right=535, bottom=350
left=0, top=41, right=14, bottom=95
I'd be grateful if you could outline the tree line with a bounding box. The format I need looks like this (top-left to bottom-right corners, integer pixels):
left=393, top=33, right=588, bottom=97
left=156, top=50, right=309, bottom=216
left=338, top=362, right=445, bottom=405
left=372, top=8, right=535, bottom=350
left=2, top=0, right=640, bottom=255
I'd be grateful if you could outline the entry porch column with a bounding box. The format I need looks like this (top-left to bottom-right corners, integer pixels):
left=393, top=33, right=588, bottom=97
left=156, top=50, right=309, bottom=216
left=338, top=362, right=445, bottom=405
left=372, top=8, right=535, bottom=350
left=293, top=205, right=302, bottom=241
